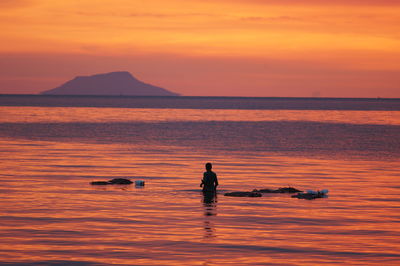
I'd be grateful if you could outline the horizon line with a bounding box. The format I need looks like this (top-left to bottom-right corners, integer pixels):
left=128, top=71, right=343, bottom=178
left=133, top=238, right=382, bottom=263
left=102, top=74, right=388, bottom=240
left=0, top=93, right=400, bottom=101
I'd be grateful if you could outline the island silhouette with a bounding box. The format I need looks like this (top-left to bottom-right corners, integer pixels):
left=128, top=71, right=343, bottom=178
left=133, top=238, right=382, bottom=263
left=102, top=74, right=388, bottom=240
left=41, top=71, right=179, bottom=96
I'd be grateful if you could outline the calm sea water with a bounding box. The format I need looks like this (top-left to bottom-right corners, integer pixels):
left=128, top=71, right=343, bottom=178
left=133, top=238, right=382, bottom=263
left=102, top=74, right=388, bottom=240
left=0, top=96, right=400, bottom=265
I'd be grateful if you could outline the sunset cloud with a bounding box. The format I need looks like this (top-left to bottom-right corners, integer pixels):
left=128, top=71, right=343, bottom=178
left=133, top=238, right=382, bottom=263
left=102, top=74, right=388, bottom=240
left=207, top=0, right=400, bottom=6
left=0, top=0, right=33, bottom=8
left=0, top=0, right=399, bottom=97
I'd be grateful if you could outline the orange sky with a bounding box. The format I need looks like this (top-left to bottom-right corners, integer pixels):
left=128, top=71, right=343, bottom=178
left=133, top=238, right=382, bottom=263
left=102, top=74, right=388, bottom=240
left=0, top=0, right=399, bottom=97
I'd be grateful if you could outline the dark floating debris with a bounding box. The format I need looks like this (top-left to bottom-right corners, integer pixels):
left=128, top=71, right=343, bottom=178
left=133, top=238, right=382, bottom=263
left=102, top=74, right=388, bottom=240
left=109, top=178, right=133, bottom=184
left=224, top=191, right=262, bottom=197
left=291, top=190, right=329, bottom=200
left=224, top=187, right=302, bottom=197
left=253, top=187, right=302, bottom=193
left=90, top=181, right=110, bottom=185
left=90, top=178, right=133, bottom=185
left=224, top=187, right=328, bottom=199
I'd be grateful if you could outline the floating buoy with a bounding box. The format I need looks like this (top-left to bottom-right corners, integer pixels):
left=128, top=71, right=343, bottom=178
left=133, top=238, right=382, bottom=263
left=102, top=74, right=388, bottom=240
left=135, top=180, right=145, bottom=186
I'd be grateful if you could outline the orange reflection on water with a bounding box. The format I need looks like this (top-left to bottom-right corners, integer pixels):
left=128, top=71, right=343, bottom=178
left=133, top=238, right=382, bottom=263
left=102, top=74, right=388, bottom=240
left=1, top=106, right=400, bottom=125
left=1, top=137, right=400, bottom=265
left=1, top=105, right=400, bottom=265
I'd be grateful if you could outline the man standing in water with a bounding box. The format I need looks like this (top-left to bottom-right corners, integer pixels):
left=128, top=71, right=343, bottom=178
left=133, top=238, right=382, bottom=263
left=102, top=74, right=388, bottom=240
left=200, top=163, right=219, bottom=193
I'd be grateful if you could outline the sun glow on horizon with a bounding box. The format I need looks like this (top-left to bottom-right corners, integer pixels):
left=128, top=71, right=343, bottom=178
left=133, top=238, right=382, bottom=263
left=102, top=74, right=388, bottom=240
left=0, top=0, right=399, bottom=97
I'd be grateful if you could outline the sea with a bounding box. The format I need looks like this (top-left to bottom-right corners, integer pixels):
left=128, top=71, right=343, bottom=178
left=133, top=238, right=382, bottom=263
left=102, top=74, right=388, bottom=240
left=0, top=95, right=399, bottom=266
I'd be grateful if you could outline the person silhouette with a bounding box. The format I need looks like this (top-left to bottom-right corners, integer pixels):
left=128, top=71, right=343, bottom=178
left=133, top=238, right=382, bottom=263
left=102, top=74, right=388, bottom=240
left=200, top=162, right=218, bottom=193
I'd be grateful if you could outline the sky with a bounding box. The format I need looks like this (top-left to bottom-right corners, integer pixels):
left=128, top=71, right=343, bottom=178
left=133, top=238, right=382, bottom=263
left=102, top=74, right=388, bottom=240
left=0, top=0, right=399, bottom=97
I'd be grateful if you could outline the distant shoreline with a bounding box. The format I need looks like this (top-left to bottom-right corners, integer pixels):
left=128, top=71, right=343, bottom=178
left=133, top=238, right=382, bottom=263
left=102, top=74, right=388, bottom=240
left=1, top=94, right=399, bottom=111
left=1, top=94, right=400, bottom=101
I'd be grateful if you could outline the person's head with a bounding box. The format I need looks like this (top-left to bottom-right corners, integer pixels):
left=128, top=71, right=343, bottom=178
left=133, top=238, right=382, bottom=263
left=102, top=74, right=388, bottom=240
left=205, top=162, right=212, bottom=171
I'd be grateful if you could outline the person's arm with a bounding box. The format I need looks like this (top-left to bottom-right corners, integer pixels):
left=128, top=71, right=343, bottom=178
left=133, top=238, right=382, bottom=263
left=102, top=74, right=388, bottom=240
left=214, top=173, right=218, bottom=188
left=200, top=173, right=205, bottom=187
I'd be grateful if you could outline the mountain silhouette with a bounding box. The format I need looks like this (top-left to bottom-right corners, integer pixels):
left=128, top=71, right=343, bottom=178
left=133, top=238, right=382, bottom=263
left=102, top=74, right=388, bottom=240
left=41, top=71, right=179, bottom=96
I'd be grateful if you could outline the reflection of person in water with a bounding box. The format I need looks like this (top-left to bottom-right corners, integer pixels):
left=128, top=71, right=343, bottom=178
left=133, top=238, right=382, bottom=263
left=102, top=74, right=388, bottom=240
left=200, top=162, right=218, bottom=193
left=202, top=184, right=217, bottom=238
